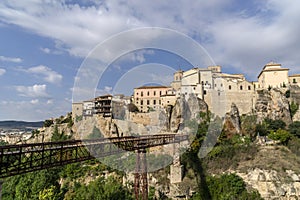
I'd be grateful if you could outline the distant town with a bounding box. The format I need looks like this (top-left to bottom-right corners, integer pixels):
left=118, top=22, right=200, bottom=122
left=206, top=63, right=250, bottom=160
left=72, top=61, right=300, bottom=120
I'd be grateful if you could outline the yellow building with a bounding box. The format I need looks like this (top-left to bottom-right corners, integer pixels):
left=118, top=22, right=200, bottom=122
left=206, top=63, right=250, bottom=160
left=289, top=74, right=300, bottom=87
left=133, top=85, right=170, bottom=112
left=257, top=62, right=289, bottom=89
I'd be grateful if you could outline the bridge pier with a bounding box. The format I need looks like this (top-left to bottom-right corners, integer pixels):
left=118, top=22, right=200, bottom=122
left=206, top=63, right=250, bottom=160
left=0, top=180, right=3, bottom=200
left=134, top=149, right=148, bottom=200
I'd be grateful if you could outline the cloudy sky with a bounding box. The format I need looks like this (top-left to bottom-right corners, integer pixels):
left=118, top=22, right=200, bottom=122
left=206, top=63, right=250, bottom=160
left=0, top=0, right=300, bottom=121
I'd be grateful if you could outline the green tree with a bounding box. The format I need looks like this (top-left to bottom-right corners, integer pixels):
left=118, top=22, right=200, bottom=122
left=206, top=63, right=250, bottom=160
left=265, top=118, right=286, bottom=132
left=290, top=101, right=299, bottom=118
left=73, top=176, right=133, bottom=200
left=288, top=121, right=300, bottom=138
left=44, top=119, right=53, bottom=127
left=268, top=129, right=291, bottom=145
left=198, top=173, right=262, bottom=200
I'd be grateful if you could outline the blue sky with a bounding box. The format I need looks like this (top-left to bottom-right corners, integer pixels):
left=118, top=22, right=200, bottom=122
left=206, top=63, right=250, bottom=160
left=0, top=0, right=300, bottom=121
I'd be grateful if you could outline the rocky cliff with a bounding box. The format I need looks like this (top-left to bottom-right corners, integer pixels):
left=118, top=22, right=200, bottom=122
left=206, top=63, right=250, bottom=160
left=255, top=89, right=292, bottom=125
left=169, top=94, right=208, bottom=132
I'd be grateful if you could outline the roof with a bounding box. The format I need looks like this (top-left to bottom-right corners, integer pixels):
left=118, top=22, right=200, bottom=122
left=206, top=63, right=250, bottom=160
left=289, top=74, right=300, bottom=77
left=135, top=85, right=169, bottom=89
left=258, top=62, right=289, bottom=78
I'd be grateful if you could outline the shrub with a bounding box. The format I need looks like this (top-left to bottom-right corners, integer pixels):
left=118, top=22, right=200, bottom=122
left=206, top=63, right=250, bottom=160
left=268, top=129, right=291, bottom=145
left=288, top=121, right=300, bottom=138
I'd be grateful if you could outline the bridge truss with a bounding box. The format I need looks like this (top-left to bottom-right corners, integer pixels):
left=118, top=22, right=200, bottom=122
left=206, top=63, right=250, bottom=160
left=0, top=134, right=188, bottom=200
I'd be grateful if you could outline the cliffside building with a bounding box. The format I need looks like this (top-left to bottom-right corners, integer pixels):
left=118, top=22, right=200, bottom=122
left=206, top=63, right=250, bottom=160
left=257, top=62, right=289, bottom=89
left=289, top=74, right=300, bottom=87
left=82, top=100, right=94, bottom=117
left=71, top=102, right=83, bottom=120
left=94, top=95, right=112, bottom=118
left=133, top=85, right=174, bottom=112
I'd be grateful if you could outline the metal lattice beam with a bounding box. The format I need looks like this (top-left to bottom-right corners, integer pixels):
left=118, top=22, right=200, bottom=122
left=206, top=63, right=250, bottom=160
left=0, top=134, right=188, bottom=178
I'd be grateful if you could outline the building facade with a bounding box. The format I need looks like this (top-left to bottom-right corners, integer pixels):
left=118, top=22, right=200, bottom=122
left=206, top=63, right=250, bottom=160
left=71, top=102, right=83, bottom=120
left=257, top=62, right=289, bottom=89
left=133, top=86, right=171, bottom=112
left=289, top=74, right=300, bottom=87
left=94, top=95, right=112, bottom=118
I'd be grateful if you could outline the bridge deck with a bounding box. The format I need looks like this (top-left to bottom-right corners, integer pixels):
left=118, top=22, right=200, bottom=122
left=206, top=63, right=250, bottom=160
left=0, top=134, right=188, bottom=178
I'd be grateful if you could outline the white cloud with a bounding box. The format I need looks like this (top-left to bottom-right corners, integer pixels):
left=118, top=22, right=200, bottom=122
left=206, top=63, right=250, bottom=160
left=0, top=68, right=6, bottom=76
left=96, top=86, right=112, bottom=96
left=40, top=47, right=50, bottom=54
left=0, top=99, right=70, bottom=121
left=40, top=47, right=63, bottom=55
left=27, top=65, right=63, bottom=84
left=47, top=99, right=53, bottom=104
left=30, top=99, right=39, bottom=104
left=16, top=84, right=49, bottom=98
left=0, top=55, right=22, bottom=63
left=0, top=0, right=300, bottom=80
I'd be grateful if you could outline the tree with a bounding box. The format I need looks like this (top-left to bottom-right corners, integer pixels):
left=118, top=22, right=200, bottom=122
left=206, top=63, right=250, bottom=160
left=288, top=121, right=300, bottom=138
left=268, top=129, right=291, bottom=145
left=44, top=119, right=53, bottom=127
left=264, top=118, right=286, bottom=132
left=290, top=101, right=299, bottom=118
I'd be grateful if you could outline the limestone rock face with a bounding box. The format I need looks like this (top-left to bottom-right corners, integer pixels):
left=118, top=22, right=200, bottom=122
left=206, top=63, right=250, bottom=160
left=237, top=168, right=300, bottom=200
left=170, top=94, right=208, bottom=132
left=255, top=89, right=292, bottom=125
left=290, top=85, right=300, bottom=105
left=223, top=103, right=241, bottom=135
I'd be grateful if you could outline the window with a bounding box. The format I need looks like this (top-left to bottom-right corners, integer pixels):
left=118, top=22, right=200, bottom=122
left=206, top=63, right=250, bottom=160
left=240, top=86, right=243, bottom=90
left=293, top=78, right=297, bottom=83
left=229, top=85, right=232, bottom=90
left=153, top=100, right=156, bottom=105
left=141, top=100, right=143, bottom=105
left=147, top=91, right=150, bottom=96
left=136, top=92, right=139, bottom=96
left=193, top=87, right=196, bottom=90
left=221, top=83, right=223, bottom=87
left=159, top=100, right=161, bottom=104
left=147, top=100, right=150, bottom=105
left=154, top=91, right=156, bottom=96
left=167, top=100, right=170, bottom=103
left=160, top=91, right=162, bottom=96
left=141, top=92, right=143, bottom=97
left=204, top=90, right=207, bottom=95
left=166, top=91, right=167, bottom=94
left=248, top=86, right=251, bottom=90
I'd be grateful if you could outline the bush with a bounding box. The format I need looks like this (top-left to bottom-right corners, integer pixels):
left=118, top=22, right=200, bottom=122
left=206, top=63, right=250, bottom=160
left=44, top=119, right=53, bottom=127
left=290, top=101, right=299, bottom=118
left=289, top=121, right=300, bottom=138
left=191, top=174, right=262, bottom=200
left=268, top=129, right=291, bottom=145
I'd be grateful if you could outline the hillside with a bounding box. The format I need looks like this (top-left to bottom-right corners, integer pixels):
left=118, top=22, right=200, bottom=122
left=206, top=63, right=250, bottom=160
left=0, top=120, right=44, bottom=130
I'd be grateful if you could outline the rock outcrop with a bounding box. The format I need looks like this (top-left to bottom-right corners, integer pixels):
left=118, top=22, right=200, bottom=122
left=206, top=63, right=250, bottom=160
left=170, top=94, right=208, bottom=132
left=223, top=103, right=241, bottom=135
left=255, top=89, right=292, bottom=125
left=237, top=168, right=300, bottom=199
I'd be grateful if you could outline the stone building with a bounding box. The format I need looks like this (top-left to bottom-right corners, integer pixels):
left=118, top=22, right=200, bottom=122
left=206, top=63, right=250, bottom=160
left=172, top=65, right=255, bottom=116
left=71, top=102, right=83, bottom=120
left=170, top=70, right=183, bottom=91
left=133, top=85, right=171, bottom=112
left=82, top=100, right=94, bottom=117
left=94, top=95, right=112, bottom=118
left=257, top=62, right=289, bottom=89
left=160, top=89, right=177, bottom=107
left=289, top=74, right=300, bottom=87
